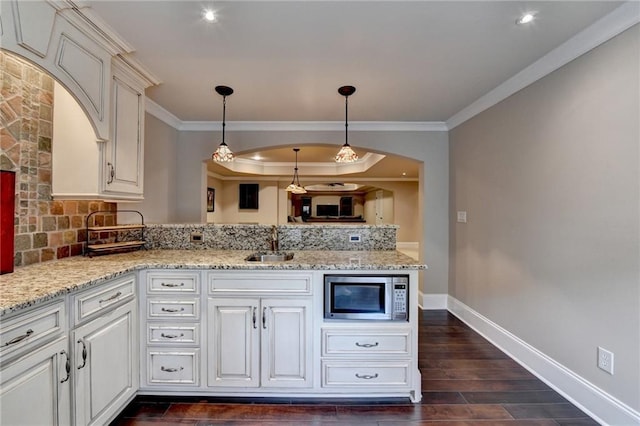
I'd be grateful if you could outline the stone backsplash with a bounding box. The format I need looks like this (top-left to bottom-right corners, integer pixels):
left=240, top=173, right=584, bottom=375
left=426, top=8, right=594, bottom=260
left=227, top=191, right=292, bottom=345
left=144, top=224, right=397, bottom=251
left=1, top=51, right=118, bottom=267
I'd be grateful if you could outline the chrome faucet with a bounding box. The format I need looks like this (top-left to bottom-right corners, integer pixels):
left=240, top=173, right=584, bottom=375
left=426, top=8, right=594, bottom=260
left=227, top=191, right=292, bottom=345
left=270, top=225, right=278, bottom=252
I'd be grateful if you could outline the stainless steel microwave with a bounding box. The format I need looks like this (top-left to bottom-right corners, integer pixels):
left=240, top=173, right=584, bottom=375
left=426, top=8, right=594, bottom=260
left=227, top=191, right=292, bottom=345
left=324, top=274, right=408, bottom=321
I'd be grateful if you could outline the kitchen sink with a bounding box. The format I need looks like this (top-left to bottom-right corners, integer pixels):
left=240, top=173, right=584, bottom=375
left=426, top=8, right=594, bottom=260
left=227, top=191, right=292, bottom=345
left=245, top=252, right=294, bottom=262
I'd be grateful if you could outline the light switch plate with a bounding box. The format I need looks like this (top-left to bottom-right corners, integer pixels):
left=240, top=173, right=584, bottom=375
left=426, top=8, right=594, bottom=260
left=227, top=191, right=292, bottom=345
left=457, top=211, right=467, bottom=223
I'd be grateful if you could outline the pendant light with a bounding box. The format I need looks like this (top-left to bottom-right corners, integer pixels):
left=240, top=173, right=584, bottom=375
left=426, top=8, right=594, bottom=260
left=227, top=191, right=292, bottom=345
left=212, top=85, right=234, bottom=162
left=286, top=148, right=307, bottom=194
left=335, top=85, right=359, bottom=163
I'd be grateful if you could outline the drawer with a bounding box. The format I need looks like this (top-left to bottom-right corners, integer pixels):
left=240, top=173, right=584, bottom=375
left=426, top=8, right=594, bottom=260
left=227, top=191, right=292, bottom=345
left=148, top=299, right=200, bottom=319
left=208, top=273, right=312, bottom=294
left=322, top=329, right=410, bottom=357
left=73, top=275, right=135, bottom=325
left=322, top=360, right=410, bottom=388
left=147, top=349, right=199, bottom=385
left=0, top=300, right=66, bottom=361
left=147, top=271, right=199, bottom=294
left=147, top=323, right=199, bottom=345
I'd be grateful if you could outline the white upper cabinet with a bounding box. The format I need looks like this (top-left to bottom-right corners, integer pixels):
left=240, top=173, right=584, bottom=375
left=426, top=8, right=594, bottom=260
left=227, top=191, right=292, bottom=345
left=101, top=60, right=146, bottom=198
left=1, top=0, right=158, bottom=201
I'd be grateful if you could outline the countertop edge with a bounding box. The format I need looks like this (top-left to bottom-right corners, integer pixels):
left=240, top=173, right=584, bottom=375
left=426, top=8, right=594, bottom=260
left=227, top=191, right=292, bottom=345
left=0, top=252, right=426, bottom=318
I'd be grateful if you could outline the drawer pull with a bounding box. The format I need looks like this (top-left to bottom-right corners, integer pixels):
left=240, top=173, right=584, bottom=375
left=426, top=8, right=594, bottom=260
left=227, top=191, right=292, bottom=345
left=160, top=366, right=184, bottom=373
left=355, top=373, right=379, bottom=380
left=4, top=329, right=34, bottom=346
left=355, top=342, right=379, bottom=348
left=161, top=333, right=184, bottom=339
left=160, top=282, right=185, bottom=288
left=77, top=339, right=87, bottom=370
left=60, top=350, right=71, bottom=383
left=99, top=291, right=122, bottom=303
left=161, top=307, right=185, bottom=313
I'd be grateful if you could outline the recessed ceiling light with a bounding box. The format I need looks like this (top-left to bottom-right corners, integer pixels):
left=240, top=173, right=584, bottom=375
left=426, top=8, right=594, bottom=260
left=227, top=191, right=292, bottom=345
left=251, top=154, right=263, bottom=161
left=517, top=12, right=536, bottom=25
left=204, top=10, right=216, bottom=22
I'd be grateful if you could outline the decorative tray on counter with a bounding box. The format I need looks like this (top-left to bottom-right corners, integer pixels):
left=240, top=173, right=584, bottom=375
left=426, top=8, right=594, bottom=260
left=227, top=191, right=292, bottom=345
left=85, top=210, right=145, bottom=257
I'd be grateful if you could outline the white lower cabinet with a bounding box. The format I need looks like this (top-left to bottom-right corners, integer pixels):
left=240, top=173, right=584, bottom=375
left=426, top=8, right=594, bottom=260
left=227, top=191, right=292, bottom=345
left=140, top=270, right=202, bottom=389
left=147, top=349, right=200, bottom=386
left=71, top=274, right=138, bottom=426
left=207, top=297, right=312, bottom=389
left=0, top=336, right=71, bottom=426
left=320, top=325, right=420, bottom=401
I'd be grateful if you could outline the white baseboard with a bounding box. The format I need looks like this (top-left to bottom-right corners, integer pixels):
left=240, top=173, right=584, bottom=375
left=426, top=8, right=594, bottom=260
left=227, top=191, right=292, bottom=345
left=418, top=292, right=447, bottom=310
left=447, top=296, right=640, bottom=426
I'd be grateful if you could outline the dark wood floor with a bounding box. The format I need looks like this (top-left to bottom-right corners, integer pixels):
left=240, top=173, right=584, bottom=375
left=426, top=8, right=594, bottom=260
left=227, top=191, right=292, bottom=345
left=111, top=310, right=597, bottom=425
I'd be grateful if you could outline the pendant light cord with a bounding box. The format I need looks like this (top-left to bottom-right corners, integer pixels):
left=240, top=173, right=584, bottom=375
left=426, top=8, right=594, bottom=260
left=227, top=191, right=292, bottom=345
left=222, top=95, right=227, bottom=145
left=344, top=95, right=349, bottom=146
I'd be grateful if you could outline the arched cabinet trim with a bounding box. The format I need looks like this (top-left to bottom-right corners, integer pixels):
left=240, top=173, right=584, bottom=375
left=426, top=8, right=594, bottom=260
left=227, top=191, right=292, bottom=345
left=1, top=0, right=160, bottom=200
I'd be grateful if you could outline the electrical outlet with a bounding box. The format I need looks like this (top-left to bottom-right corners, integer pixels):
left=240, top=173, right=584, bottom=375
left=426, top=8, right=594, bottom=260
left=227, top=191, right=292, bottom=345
left=597, top=347, right=614, bottom=375
left=190, top=232, right=203, bottom=243
left=349, top=234, right=361, bottom=243
left=457, top=211, right=467, bottom=223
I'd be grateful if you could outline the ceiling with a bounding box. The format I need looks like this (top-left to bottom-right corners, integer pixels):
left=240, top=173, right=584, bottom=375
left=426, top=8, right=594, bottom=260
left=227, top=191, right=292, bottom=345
left=83, top=1, right=623, bottom=180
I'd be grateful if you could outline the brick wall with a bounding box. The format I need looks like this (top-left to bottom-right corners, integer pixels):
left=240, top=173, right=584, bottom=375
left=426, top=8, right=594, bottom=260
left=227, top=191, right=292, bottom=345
left=1, top=51, right=117, bottom=267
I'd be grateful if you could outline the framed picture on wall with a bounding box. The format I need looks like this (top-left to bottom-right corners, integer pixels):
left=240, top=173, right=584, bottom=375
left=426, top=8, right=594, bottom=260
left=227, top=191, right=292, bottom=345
left=239, top=183, right=259, bottom=209
left=207, top=187, right=215, bottom=212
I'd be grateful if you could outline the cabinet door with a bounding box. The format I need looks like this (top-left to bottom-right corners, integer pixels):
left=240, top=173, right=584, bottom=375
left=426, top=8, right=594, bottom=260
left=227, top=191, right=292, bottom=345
left=0, top=337, right=71, bottom=426
left=103, top=75, right=143, bottom=196
left=207, top=298, right=259, bottom=388
left=73, top=300, right=138, bottom=426
left=261, top=298, right=312, bottom=388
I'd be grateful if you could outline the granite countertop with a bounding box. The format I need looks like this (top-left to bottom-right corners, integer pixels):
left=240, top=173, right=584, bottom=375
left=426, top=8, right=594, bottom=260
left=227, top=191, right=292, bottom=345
left=0, top=250, right=426, bottom=317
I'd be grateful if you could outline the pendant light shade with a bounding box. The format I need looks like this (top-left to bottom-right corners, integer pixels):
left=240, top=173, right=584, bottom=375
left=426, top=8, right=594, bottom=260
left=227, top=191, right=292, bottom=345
left=212, top=85, right=234, bottom=162
left=335, top=85, right=359, bottom=163
left=286, top=148, right=307, bottom=194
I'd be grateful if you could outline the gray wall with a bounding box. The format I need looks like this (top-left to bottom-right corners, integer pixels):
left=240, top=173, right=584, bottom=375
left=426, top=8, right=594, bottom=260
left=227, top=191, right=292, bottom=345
left=449, top=25, right=639, bottom=410
left=129, top=114, right=179, bottom=223
left=141, top=126, right=449, bottom=294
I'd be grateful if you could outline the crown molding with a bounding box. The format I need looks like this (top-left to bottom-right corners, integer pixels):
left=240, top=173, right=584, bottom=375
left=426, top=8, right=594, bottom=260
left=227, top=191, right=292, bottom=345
left=143, top=96, right=447, bottom=132
left=178, top=120, right=447, bottom=132
left=446, top=1, right=640, bottom=130
left=145, top=98, right=183, bottom=129
left=56, top=0, right=135, bottom=56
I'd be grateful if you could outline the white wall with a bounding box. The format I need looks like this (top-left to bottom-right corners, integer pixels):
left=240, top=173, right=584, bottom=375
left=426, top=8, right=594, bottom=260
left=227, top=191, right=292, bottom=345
left=158, top=129, right=448, bottom=293
left=449, top=25, right=639, bottom=412
left=52, top=82, right=100, bottom=197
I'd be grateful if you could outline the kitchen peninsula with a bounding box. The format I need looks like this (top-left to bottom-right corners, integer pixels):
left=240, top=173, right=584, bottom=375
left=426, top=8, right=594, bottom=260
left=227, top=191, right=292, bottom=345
left=0, top=237, right=425, bottom=426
